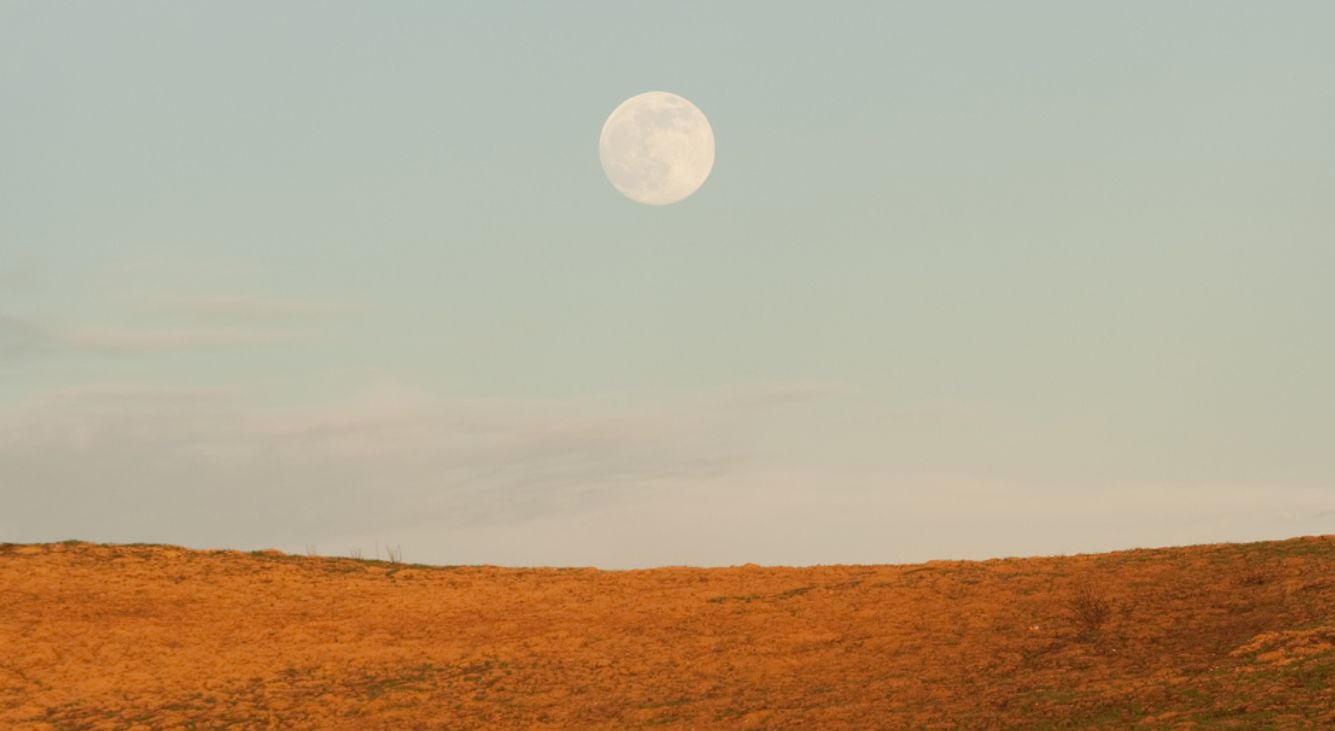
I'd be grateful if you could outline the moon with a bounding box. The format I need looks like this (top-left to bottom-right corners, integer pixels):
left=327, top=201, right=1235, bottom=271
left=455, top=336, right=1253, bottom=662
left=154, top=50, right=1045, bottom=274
left=599, top=91, right=715, bottom=206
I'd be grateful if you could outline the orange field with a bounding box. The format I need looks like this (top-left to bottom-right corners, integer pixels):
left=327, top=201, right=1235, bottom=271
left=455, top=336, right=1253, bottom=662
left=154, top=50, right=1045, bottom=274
left=2, top=536, right=1333, bottom=729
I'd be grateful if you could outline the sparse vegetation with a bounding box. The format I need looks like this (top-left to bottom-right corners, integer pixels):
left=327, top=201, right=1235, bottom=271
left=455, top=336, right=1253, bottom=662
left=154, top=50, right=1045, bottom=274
left=1237, top=565, right=1274, bottom=587
left=1070, top=580, right=1112, bottom=637
left=3, top=535, right=1333, bottom=728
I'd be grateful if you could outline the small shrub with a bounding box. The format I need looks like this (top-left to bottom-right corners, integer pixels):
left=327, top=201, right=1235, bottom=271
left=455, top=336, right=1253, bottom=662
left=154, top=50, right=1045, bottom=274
left=386, top=545, right=402, bottom=564
left=1071, top=581, right=1111, bottom=637
left=1237, top=567, right=1273, bottom=587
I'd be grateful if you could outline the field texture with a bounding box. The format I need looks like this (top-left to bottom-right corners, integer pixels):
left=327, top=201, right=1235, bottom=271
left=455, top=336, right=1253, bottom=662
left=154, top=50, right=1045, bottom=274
left=2, top=536, right=1334, bottom=729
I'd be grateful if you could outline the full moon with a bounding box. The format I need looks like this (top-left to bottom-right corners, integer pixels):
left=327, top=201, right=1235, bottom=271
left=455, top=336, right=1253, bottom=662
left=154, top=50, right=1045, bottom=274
left=599, top=91, right=715, bottom=206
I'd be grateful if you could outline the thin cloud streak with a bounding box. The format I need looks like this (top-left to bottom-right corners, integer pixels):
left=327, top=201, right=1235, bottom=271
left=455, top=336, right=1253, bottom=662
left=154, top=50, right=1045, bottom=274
left=64, top=327, right=303, bottom=352
left=140, top=295, right=349, bottom=318
left=706, top=381, right=846, bottom=411
left=1, top=311, right=309, bottom=359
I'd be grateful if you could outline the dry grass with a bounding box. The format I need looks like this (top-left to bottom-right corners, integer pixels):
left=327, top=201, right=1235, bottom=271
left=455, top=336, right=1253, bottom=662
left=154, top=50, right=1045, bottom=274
left=3, top=536, right=1333, bottom=729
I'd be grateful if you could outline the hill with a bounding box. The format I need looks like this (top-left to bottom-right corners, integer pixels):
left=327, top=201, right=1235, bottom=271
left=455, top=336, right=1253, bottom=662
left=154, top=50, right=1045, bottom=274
left=2, top=536, right=1333, bottom=729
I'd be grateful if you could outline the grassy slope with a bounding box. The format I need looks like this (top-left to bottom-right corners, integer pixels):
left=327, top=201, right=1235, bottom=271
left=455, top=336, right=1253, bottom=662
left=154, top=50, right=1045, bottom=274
left=1, top=536, right=1332, bottom=729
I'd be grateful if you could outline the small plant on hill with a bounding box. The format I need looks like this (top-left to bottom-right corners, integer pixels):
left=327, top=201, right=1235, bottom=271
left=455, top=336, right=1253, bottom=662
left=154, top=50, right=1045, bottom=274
left=1070, top=581, right=1111, bottom=637
left=1237, top=566, right=1274, bottom=587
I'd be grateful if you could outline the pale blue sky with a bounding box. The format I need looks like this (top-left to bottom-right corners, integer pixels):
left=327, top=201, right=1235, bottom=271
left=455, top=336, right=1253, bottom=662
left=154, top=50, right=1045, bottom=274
left=2, top=2, right=1333, bottom=566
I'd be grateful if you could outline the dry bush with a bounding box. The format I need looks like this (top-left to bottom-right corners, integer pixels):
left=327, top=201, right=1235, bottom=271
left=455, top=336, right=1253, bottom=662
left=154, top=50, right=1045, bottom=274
left=386, top=545, right=403, bottom=564
left=1237, top=566, right=1274, bottom=587
left=1070, top=581, right=1111, bottom=637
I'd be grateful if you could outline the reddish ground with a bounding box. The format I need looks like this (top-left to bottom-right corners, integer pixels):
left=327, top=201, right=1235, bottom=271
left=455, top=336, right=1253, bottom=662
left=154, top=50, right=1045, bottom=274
left=2, top=536, right=1333, bottom=729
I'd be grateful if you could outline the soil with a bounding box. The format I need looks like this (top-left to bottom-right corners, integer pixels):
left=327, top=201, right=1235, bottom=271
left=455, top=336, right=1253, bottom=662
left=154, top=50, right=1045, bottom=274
left=3, top=536, right=1333, bottom=729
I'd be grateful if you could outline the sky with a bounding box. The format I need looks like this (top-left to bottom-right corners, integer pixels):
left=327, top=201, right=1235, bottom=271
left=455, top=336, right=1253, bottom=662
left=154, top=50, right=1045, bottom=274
left=2, top=2, right=1333, bottom=568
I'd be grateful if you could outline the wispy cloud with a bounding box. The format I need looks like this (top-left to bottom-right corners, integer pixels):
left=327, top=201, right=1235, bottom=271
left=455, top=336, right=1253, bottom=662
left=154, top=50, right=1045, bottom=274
left=44, top=383, right=242, bottom=402
left=0, top=379, right=812, bottom=545
left=0, top=260, right=41, bottom=293
left=140, top=295, right=348, bottom=319
left=63, top=326, right=303, bottom=352
left=706, top=380, right=845, bottom=412
left=0, top=314, right=51, bottom=361
left=0, top=305, right=311, bottom=360
left=1, top=377, right=1326, bottom=568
